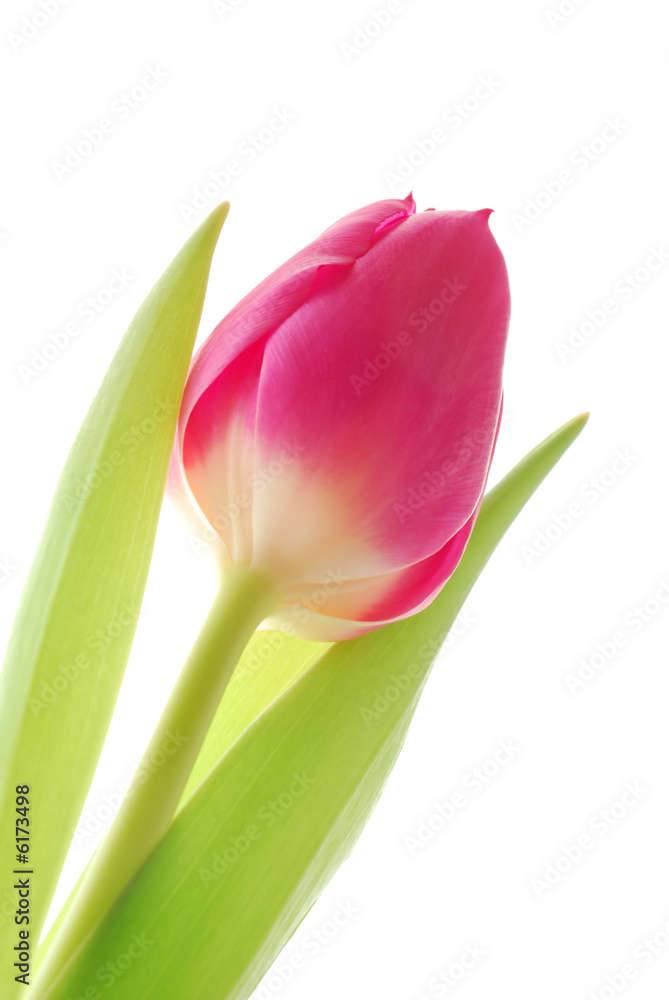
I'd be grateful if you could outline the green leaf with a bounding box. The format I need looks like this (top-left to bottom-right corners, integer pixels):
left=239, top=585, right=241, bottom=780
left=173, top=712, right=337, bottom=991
left=0, top=203, right=229, bottom=990
left=40, top=413, right=588, bottom=1000
left=36, top=629, right=328, bottom=970
left=179, top=630, right=331, bottom=806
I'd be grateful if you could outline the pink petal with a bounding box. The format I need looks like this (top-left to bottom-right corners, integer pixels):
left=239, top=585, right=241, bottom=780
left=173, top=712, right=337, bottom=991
left=169, top=194, right=416, bottom=522
left=262, top=401, right=502, bottom=639
left=250, top=209, right=509, bottom=578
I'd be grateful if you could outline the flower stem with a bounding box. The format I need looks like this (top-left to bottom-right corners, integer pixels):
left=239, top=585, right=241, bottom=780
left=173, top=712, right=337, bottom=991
left=32, top=564, right=280, bottom=998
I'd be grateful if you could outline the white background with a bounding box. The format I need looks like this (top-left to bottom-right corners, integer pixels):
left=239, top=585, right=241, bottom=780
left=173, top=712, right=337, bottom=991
left=1, top=0, right=668, bottom=998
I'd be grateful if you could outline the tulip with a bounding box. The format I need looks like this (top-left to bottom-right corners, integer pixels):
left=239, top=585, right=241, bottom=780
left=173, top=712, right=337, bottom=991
left=170, top=193, right=510, bottom=640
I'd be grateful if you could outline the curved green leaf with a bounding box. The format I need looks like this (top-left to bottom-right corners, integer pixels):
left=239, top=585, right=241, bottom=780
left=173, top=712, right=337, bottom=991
left=35, top=630, right=329, bottom=974
left=0, top=203, right=229, bottom=992
left=179, top=630, right=331, bottom=806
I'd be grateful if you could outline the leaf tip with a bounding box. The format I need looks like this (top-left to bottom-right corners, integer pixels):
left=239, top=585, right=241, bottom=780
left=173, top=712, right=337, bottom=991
left=565, top=410, right=591, bottom=441
left=197, top=200, right=230, bottom=243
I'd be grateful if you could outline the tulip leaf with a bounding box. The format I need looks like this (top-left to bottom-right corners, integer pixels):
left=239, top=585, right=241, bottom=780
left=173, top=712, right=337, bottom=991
left=35, top=628, right=328, bottom=975
left=0, top=203, right=229, bottom=991
left=179, top=630, right=331, bottom=806
left=39, top=413, right=588, bottom=1000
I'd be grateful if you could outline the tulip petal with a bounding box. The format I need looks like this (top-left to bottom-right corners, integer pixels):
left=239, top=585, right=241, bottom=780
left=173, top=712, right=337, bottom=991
left=263, top=402, right=503, bottom=639
left=264, top=507, right=477, bottom=641
left=170, top=194, right=416, bottom=523
left=250, top=209, right=509, bottom=581
left=180, top=337, right=266, bottom=565
left=168, top=195, right=416, bottom=562
left=171, top=198, right=510, bottom=637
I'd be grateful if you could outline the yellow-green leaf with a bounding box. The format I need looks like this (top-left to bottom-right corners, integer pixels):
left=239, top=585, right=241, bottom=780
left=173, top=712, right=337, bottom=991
left=0, top=204, right=229, bottom=993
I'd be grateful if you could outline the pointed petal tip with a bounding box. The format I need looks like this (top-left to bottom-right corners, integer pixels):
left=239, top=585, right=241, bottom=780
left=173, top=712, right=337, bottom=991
left=375, top=193, right=417, bottom=234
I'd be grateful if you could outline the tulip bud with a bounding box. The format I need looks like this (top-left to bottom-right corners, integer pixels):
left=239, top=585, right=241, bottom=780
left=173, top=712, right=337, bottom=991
left=170, top=194, right=510, bottom=639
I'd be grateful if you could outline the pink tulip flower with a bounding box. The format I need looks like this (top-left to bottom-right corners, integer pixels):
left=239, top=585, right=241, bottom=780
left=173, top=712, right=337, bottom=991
left=169, top=194, right=510, bottom=640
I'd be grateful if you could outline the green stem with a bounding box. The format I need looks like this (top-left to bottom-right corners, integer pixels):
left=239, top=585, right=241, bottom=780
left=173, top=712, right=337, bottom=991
left=32, top=564, right=279, bottom=998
